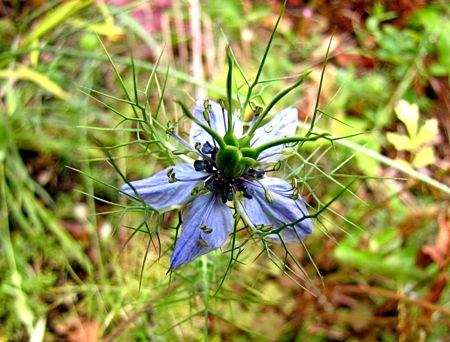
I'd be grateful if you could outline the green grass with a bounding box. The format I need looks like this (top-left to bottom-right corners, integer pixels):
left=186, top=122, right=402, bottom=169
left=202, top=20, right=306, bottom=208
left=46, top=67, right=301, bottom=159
left=0, top=1, right=449, bottom=341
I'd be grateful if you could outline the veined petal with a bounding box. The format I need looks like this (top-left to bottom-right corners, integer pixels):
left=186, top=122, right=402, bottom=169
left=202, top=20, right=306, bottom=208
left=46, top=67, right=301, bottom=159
left=189, top=99, right=243, bottom=147
left=170, top=193, right=233, bottom=269
left=242, top=176, right=312, bottom=243
left=121, top=163, right=206, bottom=212
left=251, top=107, right=298, bottom=161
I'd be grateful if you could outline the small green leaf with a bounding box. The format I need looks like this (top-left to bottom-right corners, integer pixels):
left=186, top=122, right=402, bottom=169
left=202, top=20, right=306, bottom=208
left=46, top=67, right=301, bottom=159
left=415, top=118, right=439, bottom=147
left=386, top=132, right=413, bottom=151
left=395, top=99, right=419, bottom=139
left=413, top=146, right=435, bottom=168
left=21, top=0, right=94, bottom=47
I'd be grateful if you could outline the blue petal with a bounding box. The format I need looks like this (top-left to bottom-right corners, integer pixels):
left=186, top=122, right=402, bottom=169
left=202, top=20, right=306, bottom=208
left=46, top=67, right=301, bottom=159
left=189, top=99, right=243, bottom=147
left=121, top=163, right=206, bottom=212
left=242, top=177, right=312, bottom=243
left=251, top=107, right=298, bottom=161
left=170, top=192, right=233, bottom=269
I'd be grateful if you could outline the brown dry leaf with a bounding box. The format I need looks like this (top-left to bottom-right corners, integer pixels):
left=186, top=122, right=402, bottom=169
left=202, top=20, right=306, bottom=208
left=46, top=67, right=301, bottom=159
left=422, top=274, right=447, bottom=324
left=416, top=212, right=450, bottom=270
left=61, top=220, right=90, bottom=247
left=55, top=317, right=100, bottom=342
left=336, top=53, right=375, bottom=69
left=68, top=320, right=100, bottom=342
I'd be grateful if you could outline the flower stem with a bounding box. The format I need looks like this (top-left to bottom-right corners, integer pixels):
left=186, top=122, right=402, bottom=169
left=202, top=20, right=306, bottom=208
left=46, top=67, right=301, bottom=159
left=201, top=255, right=209, bottom=341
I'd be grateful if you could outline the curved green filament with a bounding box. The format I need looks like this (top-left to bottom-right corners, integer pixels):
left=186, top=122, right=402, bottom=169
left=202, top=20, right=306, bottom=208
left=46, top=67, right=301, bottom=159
left=226, top=47, right=234, bottom=134
left=242, top=71, right=311, bottom=142
left=254, top=133, right=329, bottom=158
left=175, top=100, right=226, bottom=149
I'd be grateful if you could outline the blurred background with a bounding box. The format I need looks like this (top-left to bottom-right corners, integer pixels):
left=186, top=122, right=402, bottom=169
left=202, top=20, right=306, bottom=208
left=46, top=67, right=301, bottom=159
left=0, top=0, right=449, bottom=340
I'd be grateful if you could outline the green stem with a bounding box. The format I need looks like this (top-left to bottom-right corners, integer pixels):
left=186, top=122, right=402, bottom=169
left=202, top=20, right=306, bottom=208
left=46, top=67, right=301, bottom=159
left=242, top=0, right=287, bottom=112
left=307, top=34, right=333, bottom=136
left=202, top=255, right=209, bottom=341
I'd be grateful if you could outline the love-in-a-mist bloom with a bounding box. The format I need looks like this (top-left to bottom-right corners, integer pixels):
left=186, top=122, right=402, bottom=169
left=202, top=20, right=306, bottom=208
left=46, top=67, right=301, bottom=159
left=121, top=100, right=313, bottom=270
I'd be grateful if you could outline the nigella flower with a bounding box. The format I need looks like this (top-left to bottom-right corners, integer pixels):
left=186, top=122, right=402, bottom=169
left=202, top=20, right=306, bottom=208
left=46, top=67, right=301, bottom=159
left=121, top=99, right=313, bottom=270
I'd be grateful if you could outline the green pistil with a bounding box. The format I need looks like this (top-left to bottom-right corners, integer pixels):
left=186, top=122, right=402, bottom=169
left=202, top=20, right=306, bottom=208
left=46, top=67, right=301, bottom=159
left=223, top=130, right=239, bottom=146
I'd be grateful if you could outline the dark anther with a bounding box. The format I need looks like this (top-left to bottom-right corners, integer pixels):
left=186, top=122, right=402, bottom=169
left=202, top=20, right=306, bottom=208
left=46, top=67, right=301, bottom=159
left=246, top=167, right=265, bottom=180
left=221, top=191, right=227, bottom=203
left=206, top=161, right=214, bottom=173
left=194, top=160, right=205, bottom=171
left=221, top=189, right=233, bottom=203
left=227, top=192, right=233, bottom=201
left=210, top=149, right=218, bottom=160
left=243, top=191, right=252, bottom=199
left=237, top=181, right=253, bottom=199
left=201, top=141, right=214, bottom=154
left=254, top=170, right=265, bottom=179
left=204, top=177, right=215, bottom=191
left=237, top=182, right=247, bottom=191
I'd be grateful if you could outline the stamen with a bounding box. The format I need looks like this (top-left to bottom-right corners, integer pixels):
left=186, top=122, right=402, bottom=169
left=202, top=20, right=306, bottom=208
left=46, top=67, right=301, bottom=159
left=219, top=99, right=227, bottom=131
left=200, top=224, right=213, bottom=233
left=173, top=149, right=191, bottom=155
left=191, top=183, right=206, bottom=196
left=255, top=179, right=273, bottom=204
left=167, top=126, right=201, bottom=156
left=291, top=188, right=299, bottom=200
left=167, top=168, right=177, bottom=183
left=264, top=189, right=273, bottom=203
left=260, top=161, right=282, bottom=173
left=291, top=178, right=298, bottom=190
left=255, top=224, right=273, bottom=232
left=245, top=167, right=265, bottom=180
left=236, top=180, right=253, bottom=199
left=176, top=176, right=209, bottom=182
left=257, top=152, right=284, bottom=163
left=201, top=141, right=215, bottom=154
left=194, top=160, right=206, bottom=171
left=167, top=169, right=208, bottom=183
left=226, top=192, right=233, bottom=201
left=203, top=109, right=211, bottom=123
left=203, top=99, right=211, bottom=111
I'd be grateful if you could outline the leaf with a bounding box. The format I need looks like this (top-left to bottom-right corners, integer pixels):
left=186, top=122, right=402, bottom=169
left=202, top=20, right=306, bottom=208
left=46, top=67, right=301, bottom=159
left=0, top=66, right=69, bottom=100
left=21, top=0, right=94, bottom=47
left=395, top=99, right=419, bottom=139
left=30, top=318, right=46, bottom=342
left=386, top=132, right=413, bottom=151
left=412, top=146, right=435, bottom=168
left=417, top=212, right=450, bottom=270
left=70, top=18, right=124, bottom=41
left=415, top=118, right=439, bottom=147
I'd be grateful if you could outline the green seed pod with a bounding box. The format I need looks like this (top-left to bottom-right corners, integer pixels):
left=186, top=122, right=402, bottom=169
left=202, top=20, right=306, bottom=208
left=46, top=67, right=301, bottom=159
left=216, top=146, right=244, bottom=179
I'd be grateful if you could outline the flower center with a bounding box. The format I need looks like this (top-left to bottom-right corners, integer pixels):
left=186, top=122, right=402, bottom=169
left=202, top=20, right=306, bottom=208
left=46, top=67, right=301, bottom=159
left=193, top=142, right=265, bottom=203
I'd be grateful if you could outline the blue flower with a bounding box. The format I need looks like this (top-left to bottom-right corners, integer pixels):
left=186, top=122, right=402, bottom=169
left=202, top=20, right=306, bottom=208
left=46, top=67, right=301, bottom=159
left=121, top=99, right=313, bottom=270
